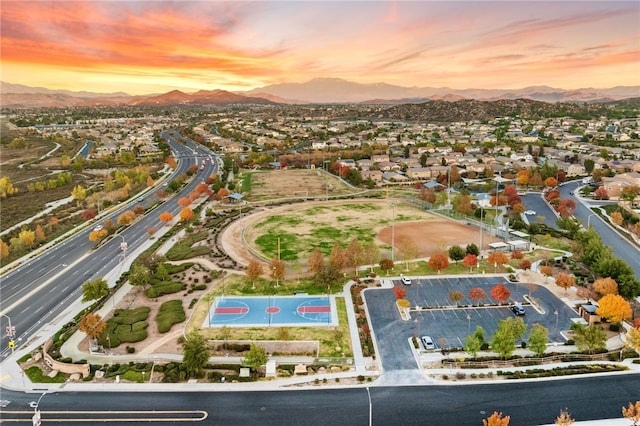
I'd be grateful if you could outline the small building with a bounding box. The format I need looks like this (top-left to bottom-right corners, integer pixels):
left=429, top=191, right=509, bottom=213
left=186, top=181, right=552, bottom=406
left=578, top=303, right=600, bottom=325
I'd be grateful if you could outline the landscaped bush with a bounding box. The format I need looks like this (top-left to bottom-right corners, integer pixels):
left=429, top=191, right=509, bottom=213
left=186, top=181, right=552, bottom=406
left=145, top=280, right=185, bottom=298
left=156, top=300, right=186, bottom=333
left=99, top=307, right=150, bottom=347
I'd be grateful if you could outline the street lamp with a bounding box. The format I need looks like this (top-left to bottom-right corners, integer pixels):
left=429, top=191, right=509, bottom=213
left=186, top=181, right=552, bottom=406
left=30, top=392, right=46, bottom=426
left=390, top=200, right=397, bottom=264
left=1, top=312, right=16, bottom=355
left=587, top=213, right=598, bottom=228
left=366, top=387, right=372, bottom=426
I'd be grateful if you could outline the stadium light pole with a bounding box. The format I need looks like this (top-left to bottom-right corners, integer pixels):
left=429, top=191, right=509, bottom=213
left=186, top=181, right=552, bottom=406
left=390, top=200, right=398, bottom=264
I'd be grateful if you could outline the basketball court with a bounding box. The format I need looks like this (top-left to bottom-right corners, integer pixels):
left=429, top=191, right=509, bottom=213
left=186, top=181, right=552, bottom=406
left=204, top=295, right=337, bottom=327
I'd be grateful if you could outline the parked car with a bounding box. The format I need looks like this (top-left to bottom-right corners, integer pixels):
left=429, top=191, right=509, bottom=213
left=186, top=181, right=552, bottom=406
left=401, top=276, right=412, bottom=285
left=511, top=304, right=525, bottom=316
left=421, top=335, right=436, bottom=350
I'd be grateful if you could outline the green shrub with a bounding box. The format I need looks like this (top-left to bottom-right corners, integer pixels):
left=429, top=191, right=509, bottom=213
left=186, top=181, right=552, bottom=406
left=145, top=281, right=185, bottom=298
left=156, top=300, right=186, bottom=333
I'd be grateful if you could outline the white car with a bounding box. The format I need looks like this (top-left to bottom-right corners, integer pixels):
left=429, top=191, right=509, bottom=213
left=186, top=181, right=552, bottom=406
left=93, top=225, right=103, bottom=232
left=401, top=276, right=412, bottom=285
left=421, top=335, right=435, bottom=350
left=525, top=210, right=536, bottom=216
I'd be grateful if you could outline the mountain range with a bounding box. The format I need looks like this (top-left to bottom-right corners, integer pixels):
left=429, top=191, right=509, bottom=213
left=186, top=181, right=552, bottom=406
left=1, top=78, right=638, bottom=108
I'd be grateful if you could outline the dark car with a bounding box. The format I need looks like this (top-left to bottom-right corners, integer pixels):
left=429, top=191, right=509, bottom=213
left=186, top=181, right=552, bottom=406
left=511, top=304, right=525, bottom=316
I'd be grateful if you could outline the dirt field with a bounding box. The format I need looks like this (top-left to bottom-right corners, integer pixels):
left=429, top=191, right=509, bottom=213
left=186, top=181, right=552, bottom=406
left=244, top=169, right=355, bottom=200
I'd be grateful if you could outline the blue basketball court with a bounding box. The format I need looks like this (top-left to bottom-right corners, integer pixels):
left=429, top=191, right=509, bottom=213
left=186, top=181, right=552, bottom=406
left=205, top=295, right=337, bottom=327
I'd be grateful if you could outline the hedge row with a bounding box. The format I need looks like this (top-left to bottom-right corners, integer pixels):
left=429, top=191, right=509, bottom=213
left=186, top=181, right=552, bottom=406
left=156, top=300, right=186, bottom=333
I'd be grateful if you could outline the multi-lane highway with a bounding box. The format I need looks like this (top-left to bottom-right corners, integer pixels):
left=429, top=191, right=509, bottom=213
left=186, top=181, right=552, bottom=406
left=0, top=131, right=219, bottom=358
left=1, top=375, right=638, bottom=425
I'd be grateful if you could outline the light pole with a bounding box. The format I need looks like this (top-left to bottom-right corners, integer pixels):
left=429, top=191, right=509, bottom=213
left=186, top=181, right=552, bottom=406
left=479, top=206, right=484, bottom=260
left=366, top=387, right=372, bottom=426
left=30, top=392, right=46, bottom=426
left=324, top=160, right=330, bottom=200
left=587, top=213, right=598, bottom=228
left=390, top=200, right=397, bottom=264
left=1, top=312, right=16, bottom=355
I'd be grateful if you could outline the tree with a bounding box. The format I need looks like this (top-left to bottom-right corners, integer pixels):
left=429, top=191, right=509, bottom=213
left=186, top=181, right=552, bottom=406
left=18, top=229, right=36, bottom=248
left=178, top=197, right=191, bottom=207
left=487, top=251, right=509, bottom=272
left=79, top=313, right=106, bottom=341
left=428, top=252, right=449, bottom=274
left=491, top=316, right=526, bottom=359
left=81, top=209, right=97, bottom=221
left=544, top=177, right=558, bottom=188
left=379, top=258, right=394, bottom=274
left=34, top=224, right=46, bottom=243
left=307, top=247, right=325, bottom=275
left=519, top=259, right=532, bottom=271
left=179, top=207, right=194, bottom=222
left=393, top=285, right=407, bottom=300
left=622, top=401, right=640, bottom=426
left=82, top=278, right=110, bottom=302
left=570, top=322, right=606, bottom=354
left=448, top=245, right=465, bottom=263
left=71, top=184, right=87, bottom=207
left=466, top=243, right=480, bottom=256
left=314, top=264, right=342, bottom=288
left=242, top=343, right=268, bottom=371
left=483, top=411, right=510, bottom=426
left=269, top=257, right=285, bottom=287
left=462, top=253, right=478, bottom=272
left=469, top=287, right=486, bottom=305
left=528, top=323, right=549, bottom=356
left=397, top=237, right=419, bottom=271
left=456, top=194, right=474, bottom=216
left=89, top=229, right=108, bottom=241
left=449, top=290, right=464, bottom=305
left=555, top=409, right=575, bottom=426
left=539, top=265, right=553, bottom=281
left=464, top=333, right=482, bottom=358
left=159, top=211, right=174, bottom=225
left=490, top=283, right=511, bottom=304
left=0, top=239, right=8, bottom=260
left=129, top=263, right=151, bottom=291
left=596, top=294, right=632, bottom=324
left=165, top=155, right=177, bottom=169
left=0, top=176, right=18, bottom=198
left=593, top=186, right=608, bottom=200
left=362, top=241, right=380, bottom=273
left=182, top=330, right=209, bottom=377
left=344, top=238, right=363, bottom=275
left=624, top=327, right=640, bottom=353
left=510, top=250, right=523, bottom=260
left=555, top=272, right=575, bottom=294
left=117, top=210, right=136, bottom=225
left=610, top=211, right=623, bottom=226
left=328, top=243, right=346, bottom=272
left=593, top=277, right=618, bottom=296
left=246, top=259, right=264, bottom=288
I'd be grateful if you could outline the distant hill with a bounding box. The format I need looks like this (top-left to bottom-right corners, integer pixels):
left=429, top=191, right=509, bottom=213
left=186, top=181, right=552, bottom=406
left=2, top=79, right=639, bottom=107
left=244, top=78, right=640, bottom=104
left=372, top=98, right=616, bottom=122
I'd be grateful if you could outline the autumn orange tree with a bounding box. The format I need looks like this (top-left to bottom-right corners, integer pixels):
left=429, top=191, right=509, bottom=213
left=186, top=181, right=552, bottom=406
left=117, top=210, right=136, bottom=225
left=379, top=258, right=394, bottom=274
left=469, top=287, right=486, bottom=305
left=329, top=243, right=346, bottom=272
left=622, top=401, right=640, bottom=426
left=596, top=294, right=632, bottom=324
left=307, top=247, right=325, bottom=275
left=35, top=224, right=46, bottom=243
left=519, top=259, right=532, bottom=271
left=79, top=313, right=106, bottom=341
left=88, top=229, right=108, bottom=242
left=178, top=197, right=191, bottom=207
left=624, top=327, right=640, bottom=353
left=0, top=239, right=9, bottom=260
left=449, top=290, right=464, bottom=304
left=159, top=211, right=174, bottom=225
left=487, top=251, right=509, bottom=272
left=165, top=155, right=177, bottom=169
left=462, top=253, right=478, bottom=272
left=593, top=277, right=618, bottom=296
left=490, top=283, right=511, bottom=304
left=344, top=238, right=363, bottom=275
left=483, top=411, right=510, bottom=426
left=246, top=259, right=264, bottom=289
left=539, top=265, right=553, bottom=281
left=428, top=252, right=449, bottom=274
left=179, top=207, right=194, bottom=222
left=554, top=272, right=575, bottom=294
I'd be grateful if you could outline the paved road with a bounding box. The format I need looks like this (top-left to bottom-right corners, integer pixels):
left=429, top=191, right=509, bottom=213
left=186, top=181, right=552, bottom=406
left=1, top=375, right=639, bottom=425
left=558, top=180, right=640, bottom=280
left=0, top=131, right=218, bottom=358
left=520, top=192, right=559, bottom=228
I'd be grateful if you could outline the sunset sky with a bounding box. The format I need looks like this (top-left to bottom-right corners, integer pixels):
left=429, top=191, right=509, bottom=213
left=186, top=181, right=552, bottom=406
left=1, top=1, right=639, bottom=95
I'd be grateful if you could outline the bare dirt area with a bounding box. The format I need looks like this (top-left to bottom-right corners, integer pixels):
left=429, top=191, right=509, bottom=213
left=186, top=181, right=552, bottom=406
left=377, top=220, right=501, bottom=257
left=245, top=169, right=354, bottom=200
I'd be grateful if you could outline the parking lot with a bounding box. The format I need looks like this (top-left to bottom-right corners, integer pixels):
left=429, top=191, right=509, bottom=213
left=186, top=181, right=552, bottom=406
left=364, top=275, right=578, bottom=371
